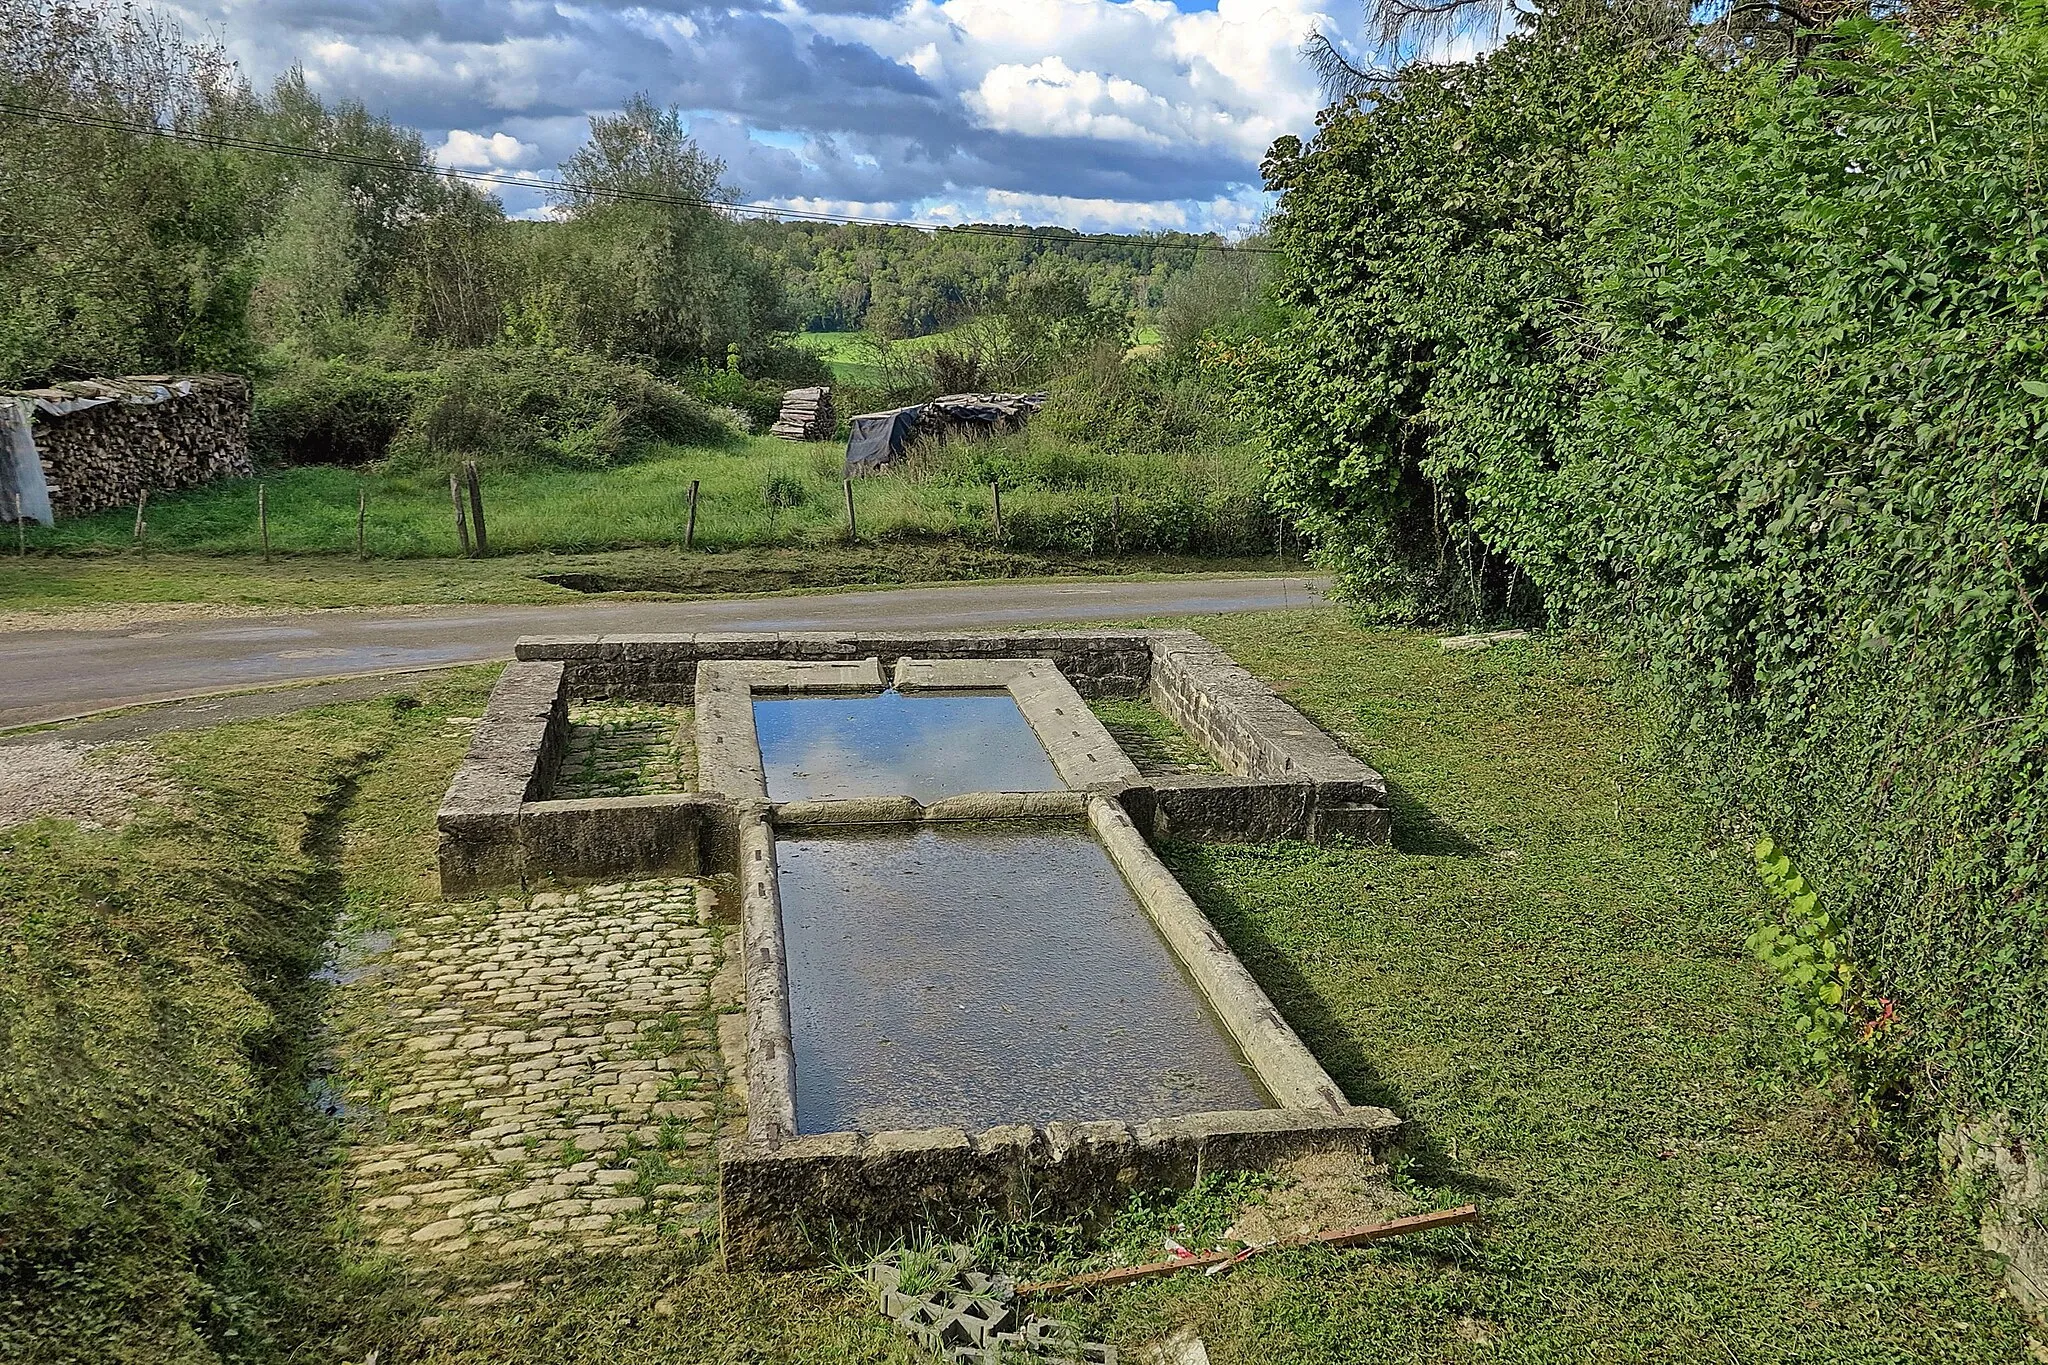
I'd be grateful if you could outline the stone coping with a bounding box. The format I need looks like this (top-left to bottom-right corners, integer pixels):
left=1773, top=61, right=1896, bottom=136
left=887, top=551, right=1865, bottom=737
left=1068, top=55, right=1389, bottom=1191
left=719, top=1104, right=1402, bottom=1268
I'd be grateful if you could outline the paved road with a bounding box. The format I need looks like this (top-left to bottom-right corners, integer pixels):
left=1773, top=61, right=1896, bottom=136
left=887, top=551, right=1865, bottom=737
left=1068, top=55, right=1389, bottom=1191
left=0, top=575, right=1327, bottom=732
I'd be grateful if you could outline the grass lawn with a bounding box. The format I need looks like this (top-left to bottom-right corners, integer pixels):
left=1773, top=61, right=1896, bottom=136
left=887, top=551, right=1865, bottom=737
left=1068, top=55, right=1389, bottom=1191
left=1, top=609, right=2029, bottom=1362
left=0, top=546, right=1297, bottom=617
left=15, top=432, right=1268, bottom=564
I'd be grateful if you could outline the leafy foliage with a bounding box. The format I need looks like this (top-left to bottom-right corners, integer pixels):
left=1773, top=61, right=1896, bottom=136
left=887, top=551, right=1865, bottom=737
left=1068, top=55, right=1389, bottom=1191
left=1258, top=16, right=2048, bottom=1138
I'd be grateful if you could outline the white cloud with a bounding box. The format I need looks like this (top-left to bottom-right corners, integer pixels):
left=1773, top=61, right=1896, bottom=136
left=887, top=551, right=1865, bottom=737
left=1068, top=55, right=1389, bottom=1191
left=166, top=0, right=1374, bottom=230
left=434, top=129, right=539, bottom=169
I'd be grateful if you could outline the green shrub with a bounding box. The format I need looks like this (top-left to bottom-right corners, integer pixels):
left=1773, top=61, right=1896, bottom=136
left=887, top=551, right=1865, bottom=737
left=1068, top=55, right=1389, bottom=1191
left=687, top=362, right=784, bottom=431
left=1040, top=345, right=1233, bottom=456
left=390, top=346, right=723, bottom=470
left=252, top=355, right=425, bottom=465
left=1257, top=16, right=2048, bottom=1137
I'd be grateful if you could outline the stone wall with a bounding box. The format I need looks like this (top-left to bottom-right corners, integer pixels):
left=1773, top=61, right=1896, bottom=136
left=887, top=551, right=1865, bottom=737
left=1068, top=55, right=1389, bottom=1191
left=512, top=631, right=1156, bottom=702
left=443, top=630, right=1394, bottom=893
left=1145, top=631, right=1391, bottom=843
left=718, top=1105, right=1402, bottom=1268
left=1, top=375, right=251, bottom=524
left=1943, top=1115, right=2048, bottom=1320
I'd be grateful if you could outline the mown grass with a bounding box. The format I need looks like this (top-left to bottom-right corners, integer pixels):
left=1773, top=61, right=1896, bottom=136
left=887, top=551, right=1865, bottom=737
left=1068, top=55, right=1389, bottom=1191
left=0, top=546, right=1295, bottom=617
left=3, top=610, right=2030, bottom=1362
left=19, top=431, right=1269, bottom=562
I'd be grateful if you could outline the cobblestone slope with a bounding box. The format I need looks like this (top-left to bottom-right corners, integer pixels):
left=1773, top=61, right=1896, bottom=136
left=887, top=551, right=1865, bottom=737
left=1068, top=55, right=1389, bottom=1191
left=337, top=878, right=737, bottom=1264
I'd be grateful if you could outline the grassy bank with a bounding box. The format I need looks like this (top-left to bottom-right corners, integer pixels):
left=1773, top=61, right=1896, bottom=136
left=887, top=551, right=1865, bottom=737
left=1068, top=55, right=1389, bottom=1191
left=0, top=547, right=1297, bottom=618
left=21, top=431, right=1271, bottom=563
left=1, top=611, right=2028, bottom=1361
left=0, top=675, right=500, bottom=1361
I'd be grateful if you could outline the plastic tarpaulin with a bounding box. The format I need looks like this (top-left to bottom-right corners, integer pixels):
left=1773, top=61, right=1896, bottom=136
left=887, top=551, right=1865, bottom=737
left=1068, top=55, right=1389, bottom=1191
left=0, top=398, right=52, bottom=527
left=843, top=405, right=924, bottom=476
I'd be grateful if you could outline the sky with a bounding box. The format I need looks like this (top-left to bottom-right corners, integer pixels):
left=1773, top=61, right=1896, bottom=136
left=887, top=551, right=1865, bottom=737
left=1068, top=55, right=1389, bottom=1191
left=160, top=0, right=1380, bottom=234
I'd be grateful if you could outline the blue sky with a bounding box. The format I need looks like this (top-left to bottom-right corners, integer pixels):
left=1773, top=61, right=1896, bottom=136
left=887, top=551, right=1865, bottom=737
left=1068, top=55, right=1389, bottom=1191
left=163, top=0, right=1374, bottom=233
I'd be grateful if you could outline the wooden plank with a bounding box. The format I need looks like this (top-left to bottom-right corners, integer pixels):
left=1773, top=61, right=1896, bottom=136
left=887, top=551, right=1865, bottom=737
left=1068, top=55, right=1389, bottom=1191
left=1016, top=1205, right=1478, bottom=1298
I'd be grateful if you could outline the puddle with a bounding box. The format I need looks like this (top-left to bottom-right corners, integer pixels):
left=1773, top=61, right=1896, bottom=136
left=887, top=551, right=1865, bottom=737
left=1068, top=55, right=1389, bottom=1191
left=312, top=927, right=394, bottom=986
left=754, top=689, right=1063, bottom=802
left=776, top=823, right=1266, bottom=1134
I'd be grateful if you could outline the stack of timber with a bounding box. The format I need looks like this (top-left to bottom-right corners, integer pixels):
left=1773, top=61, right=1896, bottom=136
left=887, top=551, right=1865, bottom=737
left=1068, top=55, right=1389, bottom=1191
left=0, top=375, right=251, bottom=524
left=922, top=392, right=1047, bottom=436
left=843, top=392, right=1049, bottom=475
left=770, top=386, right=834, bottom=441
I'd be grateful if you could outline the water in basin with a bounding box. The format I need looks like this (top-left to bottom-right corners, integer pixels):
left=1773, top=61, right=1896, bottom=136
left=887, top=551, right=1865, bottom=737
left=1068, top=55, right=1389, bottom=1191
left=776, top=822, right=1268, bottom=1134
left=754, top=689, right=1062, bottom=802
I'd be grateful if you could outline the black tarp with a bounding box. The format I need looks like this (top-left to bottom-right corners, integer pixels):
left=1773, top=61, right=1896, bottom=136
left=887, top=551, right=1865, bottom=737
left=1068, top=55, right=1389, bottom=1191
left=843, top=405, right=924, bottom=475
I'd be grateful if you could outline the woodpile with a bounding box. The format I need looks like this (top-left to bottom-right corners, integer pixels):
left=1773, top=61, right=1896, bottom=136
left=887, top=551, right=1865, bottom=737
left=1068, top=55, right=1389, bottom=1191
left=843, top=392, right=1049, bottom=475
left=0, top=375, right=251, bottom=523
left=920, top=392, right=1046, bottom=438
left=770, top=386, right=834, bottom=442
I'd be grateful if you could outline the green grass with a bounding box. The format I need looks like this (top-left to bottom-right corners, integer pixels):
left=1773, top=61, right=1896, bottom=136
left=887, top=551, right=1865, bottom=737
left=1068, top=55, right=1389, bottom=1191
left=18, top=431, right=1268, bottom=563
left=0, top=546, right=1295, bottom=616
left=3, top=610, right=2028, bottom=1362
left=791, top=330, right=957, bottom=388
left=1088, top=697, right=1221, bottom=776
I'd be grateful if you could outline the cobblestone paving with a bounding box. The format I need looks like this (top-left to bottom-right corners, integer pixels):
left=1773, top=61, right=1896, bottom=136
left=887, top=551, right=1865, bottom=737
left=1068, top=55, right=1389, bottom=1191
left=552, top=701, right=695, bottom=799
left=338, top=878, right=739, bottom=1264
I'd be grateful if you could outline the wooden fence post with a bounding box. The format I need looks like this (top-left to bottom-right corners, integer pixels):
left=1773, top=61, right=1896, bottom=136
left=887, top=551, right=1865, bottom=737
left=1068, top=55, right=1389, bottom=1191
left=991, top=481, right=1003, bottom=543
left=450, top=473, right=471, bottom=558
left=684, top=479, right=700, bottom=550
left=356, top=485, right=368, bottom=559
left=257, top=483, right=269, bottom=563
left=13, top=493, right=23, bottom=557
left=465, top=461, right=488, bottom=557
left=132, top=489, right=148, bottom=556
left=843, top=478, right=857, bottom=543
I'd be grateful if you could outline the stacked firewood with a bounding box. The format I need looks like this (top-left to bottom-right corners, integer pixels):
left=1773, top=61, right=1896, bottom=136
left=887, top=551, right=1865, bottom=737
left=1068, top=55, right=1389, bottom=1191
left=920, top=392, right=1046, bottom=438
left=770, top=386, right=834, bottom=442
left=5, top=375, right=252, bottom=519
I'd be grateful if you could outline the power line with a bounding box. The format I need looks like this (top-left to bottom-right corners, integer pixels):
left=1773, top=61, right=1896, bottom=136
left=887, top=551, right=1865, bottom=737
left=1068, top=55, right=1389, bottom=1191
left=0, top=99, right=1284, bottom=255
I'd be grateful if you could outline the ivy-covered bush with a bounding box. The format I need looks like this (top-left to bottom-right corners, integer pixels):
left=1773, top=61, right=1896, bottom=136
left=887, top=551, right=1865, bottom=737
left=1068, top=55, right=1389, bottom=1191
left=1258, top=17, right=2048, bottom=1137
left=1257, top=20, right=1664, bottom=617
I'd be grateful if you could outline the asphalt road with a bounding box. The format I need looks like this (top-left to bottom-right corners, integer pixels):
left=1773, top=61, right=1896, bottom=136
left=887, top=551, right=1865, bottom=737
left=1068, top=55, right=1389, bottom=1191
left=0, top=574, right=1327, bottom=734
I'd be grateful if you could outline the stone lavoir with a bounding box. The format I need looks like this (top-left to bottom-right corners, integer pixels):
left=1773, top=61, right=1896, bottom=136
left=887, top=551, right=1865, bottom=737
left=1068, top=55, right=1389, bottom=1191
left=432, top=629, right=1402, bottom=1265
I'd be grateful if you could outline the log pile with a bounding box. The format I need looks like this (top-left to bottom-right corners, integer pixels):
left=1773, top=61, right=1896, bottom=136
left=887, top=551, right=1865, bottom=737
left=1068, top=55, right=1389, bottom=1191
left=920, top=392, right=1046, bottom=439
left=2, top=374, right=252, bottom=521
left=770, top=386, right=834, bottom=442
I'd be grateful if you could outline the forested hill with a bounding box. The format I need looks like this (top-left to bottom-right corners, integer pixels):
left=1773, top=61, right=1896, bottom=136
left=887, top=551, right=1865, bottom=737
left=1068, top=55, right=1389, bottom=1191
left=741, top=221, right=1228, bottom=339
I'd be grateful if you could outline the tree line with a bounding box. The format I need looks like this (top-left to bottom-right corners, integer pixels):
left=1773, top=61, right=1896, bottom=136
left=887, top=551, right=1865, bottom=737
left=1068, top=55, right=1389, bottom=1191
left=0, top=0, right=1265, bottom=472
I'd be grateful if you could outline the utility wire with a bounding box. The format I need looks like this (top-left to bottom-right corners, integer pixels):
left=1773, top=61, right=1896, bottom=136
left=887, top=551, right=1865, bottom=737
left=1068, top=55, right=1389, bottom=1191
left=0, top=99, right=1284, bottom=255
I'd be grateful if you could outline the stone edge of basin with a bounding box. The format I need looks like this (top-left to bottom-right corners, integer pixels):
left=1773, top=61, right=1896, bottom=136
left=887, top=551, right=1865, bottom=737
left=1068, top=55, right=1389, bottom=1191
left=437, top=629, right=1392, bottom=894
left=716, top=1104, right=1404, bottom=1270
left=726, top=787, right=1367, bottom=1269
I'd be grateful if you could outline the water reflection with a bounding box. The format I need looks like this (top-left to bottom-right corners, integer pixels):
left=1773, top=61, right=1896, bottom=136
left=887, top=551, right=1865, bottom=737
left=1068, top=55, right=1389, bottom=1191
left=778, top=823, right=1267, bottom=1134
left=753, top=689, right=1063, bottom=802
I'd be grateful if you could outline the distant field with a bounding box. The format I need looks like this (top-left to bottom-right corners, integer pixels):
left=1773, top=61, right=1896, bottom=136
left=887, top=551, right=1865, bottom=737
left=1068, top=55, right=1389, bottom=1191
left=791, top=330, right=953, bottom=387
